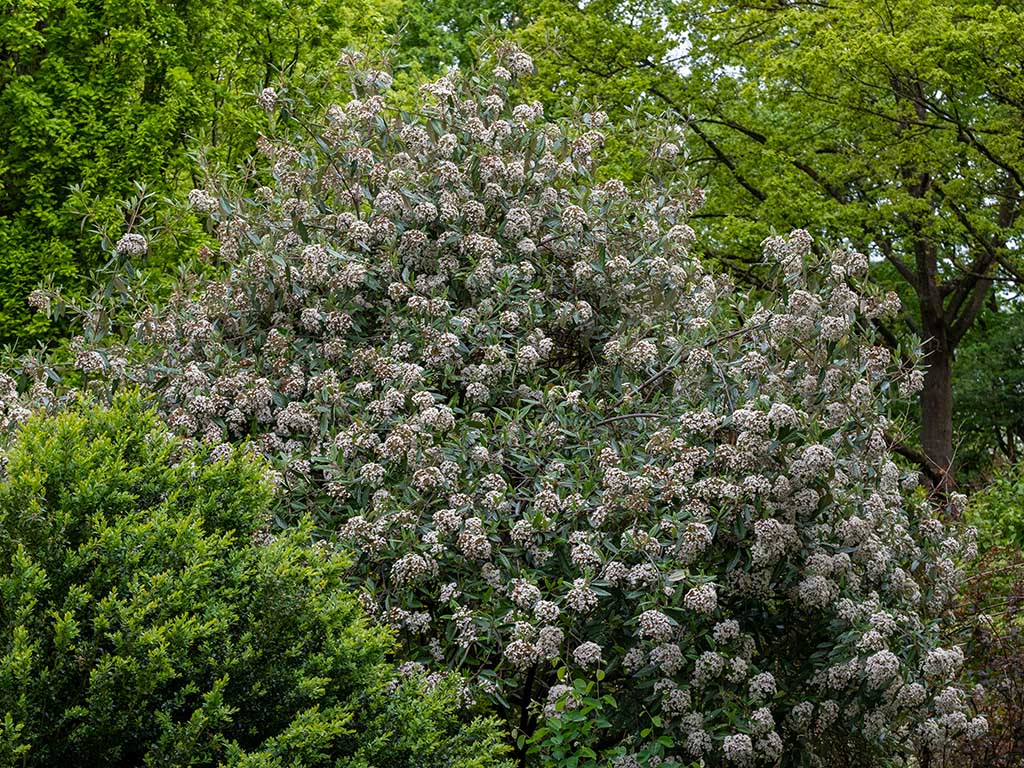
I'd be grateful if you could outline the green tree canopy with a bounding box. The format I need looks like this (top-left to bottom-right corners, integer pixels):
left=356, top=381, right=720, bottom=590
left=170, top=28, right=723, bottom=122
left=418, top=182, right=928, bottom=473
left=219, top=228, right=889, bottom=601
left=0, top=0, right=397, bottom=345
left=492, top=0, right=1024, bottom=488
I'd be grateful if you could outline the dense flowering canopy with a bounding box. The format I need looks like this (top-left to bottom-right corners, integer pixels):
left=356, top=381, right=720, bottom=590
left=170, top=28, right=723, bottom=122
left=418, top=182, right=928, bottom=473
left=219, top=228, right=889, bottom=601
left=16, top=47, right=983, bottom=766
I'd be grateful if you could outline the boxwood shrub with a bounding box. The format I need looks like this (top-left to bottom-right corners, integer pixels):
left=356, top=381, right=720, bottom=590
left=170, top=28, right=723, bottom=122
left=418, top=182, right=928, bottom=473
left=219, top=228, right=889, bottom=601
left=0, top=393, right=510, bottom=768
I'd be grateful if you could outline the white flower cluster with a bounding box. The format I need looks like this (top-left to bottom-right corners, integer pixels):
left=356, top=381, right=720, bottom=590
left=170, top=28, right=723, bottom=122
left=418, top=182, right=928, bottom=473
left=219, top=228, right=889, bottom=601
left=639, top=610, right=675, bottom=643
left=114, top=232, right=147, bottom=257
left=188, top=188, right=218, bottom=213
left=572, top=641, right=603, bottom=669
left=684, top=583, right=718, bottom=615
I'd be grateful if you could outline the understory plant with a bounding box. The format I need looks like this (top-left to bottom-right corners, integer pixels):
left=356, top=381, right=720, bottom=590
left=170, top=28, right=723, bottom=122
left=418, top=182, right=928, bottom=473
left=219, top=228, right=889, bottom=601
left=0, top=393, right=510, bottom=768
left=964, top=462, right=1024, bottom=550
left=949, top=545, right=1024, bottom=768
left=945, top=478, right=1024, bottom=768
left=18, top=48, right=986, bottom=766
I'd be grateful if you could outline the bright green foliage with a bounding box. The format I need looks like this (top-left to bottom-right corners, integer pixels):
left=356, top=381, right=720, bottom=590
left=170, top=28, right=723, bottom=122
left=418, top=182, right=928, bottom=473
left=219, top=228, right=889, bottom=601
left=387, top=1, right=519, bottom=74
left=502, top=0, right=1024, bottom=485
left=966, top=463, right=1024, bottom=550
left=0, top=0, right=398, bottom=346
left=0, top=394, right=510, bottom=768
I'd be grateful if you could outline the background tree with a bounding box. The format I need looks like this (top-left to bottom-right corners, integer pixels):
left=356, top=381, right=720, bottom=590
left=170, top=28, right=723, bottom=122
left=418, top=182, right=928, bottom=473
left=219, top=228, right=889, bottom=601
left=0, top=0, right=396, bottom=345
left=504, top=0, right=1024, bottom=490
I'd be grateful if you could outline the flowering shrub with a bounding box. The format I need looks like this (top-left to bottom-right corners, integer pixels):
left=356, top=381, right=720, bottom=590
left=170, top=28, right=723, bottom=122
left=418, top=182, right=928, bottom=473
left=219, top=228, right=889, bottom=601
left=0, top=393, right=510, bottom=767
left=21, top=48, right=985, bottom=765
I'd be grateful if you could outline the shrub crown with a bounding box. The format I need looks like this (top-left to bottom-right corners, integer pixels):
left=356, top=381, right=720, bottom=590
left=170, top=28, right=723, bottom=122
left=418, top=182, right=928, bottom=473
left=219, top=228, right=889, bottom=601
left=15, top=47, right=984, bottom=766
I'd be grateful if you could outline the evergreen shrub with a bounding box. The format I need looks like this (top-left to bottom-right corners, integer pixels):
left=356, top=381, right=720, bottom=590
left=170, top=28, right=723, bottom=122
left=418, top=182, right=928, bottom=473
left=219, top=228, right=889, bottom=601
left=0, top=392, right=509, bottom=768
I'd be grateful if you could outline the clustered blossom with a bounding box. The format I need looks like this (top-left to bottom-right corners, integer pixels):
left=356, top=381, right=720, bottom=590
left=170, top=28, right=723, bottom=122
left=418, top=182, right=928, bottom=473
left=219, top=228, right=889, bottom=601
left=40, top=46, right=981, bottom=766
left=114, top=232, right=147, bottom=257
left=639, top=610, right=676, bottom=643
left=865, top=650, right=901, bottom=688
left=188, top=188, right=218, bottom=213
left=572, top=641, right=603, bottom=669
left=749, top=672, right=776, bottom=704
left=684, top=583, right=718, bottom=615
left=723, top=733, right=754, bottom=765
left=257, top=86, right=277, bottom=112
left=544, top=684, right=579, bottom=718
left=0, top=373, right=32, bottom=433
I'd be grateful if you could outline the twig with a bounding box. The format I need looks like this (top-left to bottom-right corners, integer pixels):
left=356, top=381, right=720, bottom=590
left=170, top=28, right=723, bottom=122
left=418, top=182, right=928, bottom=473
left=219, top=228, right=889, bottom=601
left=595, top=412, right=667, bottom=427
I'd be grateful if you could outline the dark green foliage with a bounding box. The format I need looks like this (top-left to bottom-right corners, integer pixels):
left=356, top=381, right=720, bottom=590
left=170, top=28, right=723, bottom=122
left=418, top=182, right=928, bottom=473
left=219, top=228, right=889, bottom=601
left=0, top=0, right=396, bottom=346
left=0, top=393, right=510, bottom=767
left=955, top=307, right=1024, bottom=480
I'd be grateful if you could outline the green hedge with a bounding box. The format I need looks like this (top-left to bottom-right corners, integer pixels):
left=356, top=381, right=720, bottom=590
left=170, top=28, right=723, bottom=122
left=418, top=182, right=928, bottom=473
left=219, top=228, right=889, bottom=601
left=0, top=393, right=510, bottom=767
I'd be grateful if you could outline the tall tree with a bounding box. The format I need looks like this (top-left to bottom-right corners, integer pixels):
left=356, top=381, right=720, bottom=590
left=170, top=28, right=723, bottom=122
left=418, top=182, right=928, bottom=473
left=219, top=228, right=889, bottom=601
left=510, top=0, right=1024, bottom=489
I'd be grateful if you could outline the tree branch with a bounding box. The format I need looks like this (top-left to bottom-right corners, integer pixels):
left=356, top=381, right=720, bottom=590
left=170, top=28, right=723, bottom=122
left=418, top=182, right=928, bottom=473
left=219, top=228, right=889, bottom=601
left=950, top=275, right=993, bottom=348
left=698, top=115, right=849, bottom=204
left=641, top=85, right=771, bottom=204
left=876, top=236, right=921, bottom=292
left=888, top=433, right=943, bottom=487
left=687, top=122, right=768, bottom=203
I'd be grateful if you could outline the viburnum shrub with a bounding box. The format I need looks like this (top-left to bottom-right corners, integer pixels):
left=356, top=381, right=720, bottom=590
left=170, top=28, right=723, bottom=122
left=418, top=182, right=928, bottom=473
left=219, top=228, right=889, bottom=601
left=0, top=393, right=511, bottom=767
left=22, top=48, right=985, bottom=766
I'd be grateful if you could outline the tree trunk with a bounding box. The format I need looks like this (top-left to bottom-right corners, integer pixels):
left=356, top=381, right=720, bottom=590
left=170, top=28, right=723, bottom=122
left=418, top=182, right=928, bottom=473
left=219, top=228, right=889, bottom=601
left=920, top=327, right=955, bottom=494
